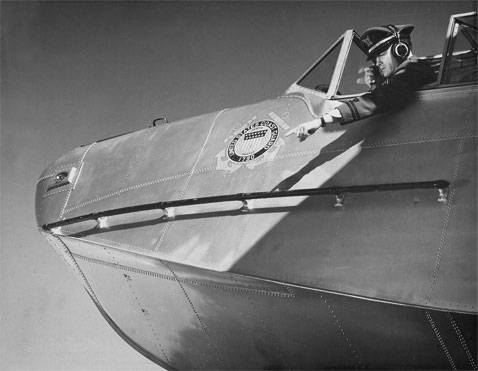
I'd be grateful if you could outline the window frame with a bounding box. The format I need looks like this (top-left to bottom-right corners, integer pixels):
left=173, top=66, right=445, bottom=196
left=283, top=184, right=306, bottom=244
left=330, top=30, right=371, bottom=99
left=293, top=30, right=376, bottom=100
left=437, top=11, right=477, bottom=86
left=294, top=33, right=346, bottom=97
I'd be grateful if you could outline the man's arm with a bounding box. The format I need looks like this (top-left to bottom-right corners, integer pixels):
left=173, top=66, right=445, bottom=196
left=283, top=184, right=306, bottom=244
left=337, top=59, right=435, bottom=125
left=286, top=59, right=435, bottom=140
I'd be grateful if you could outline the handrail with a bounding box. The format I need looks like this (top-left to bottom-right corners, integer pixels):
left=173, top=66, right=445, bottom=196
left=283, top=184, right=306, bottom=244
left=42, top=180, right=449, bottom=231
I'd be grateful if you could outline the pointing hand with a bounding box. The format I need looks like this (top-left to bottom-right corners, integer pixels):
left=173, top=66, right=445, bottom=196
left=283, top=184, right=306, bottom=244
left=285, top=118, right=322, bottom=141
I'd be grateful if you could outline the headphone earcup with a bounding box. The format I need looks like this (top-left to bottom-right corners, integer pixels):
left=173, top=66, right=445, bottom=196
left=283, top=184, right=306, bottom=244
left=392, top=42, right=410, bottom=59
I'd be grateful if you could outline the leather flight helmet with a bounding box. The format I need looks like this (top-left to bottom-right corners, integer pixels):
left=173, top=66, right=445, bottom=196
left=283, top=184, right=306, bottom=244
left=361, top=24, right=414, bottom=61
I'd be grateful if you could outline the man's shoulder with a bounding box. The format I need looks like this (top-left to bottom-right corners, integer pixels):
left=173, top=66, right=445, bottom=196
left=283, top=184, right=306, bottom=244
left=397, top=56, right=432, bottom=72
left=394, top=56, right=436, bottom=85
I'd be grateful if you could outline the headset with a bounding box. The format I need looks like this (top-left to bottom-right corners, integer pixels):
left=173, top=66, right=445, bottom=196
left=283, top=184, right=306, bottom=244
left=386, top=25, right=411, bottom=60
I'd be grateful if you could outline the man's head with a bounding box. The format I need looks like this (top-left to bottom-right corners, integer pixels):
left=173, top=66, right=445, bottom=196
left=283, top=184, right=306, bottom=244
left=374, top=47, right=402, bottom=78
left=361, top=24, right=414, bottom=77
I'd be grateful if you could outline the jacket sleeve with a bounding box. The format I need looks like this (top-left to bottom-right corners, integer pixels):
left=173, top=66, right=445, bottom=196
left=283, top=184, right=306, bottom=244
left=335, top=59, right=435, bottom=125
left=336, top=93, right=377, bottom=124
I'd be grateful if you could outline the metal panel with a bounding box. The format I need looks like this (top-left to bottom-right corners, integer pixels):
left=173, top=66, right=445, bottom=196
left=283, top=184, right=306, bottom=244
left=62, top=237, right=477, bottom=370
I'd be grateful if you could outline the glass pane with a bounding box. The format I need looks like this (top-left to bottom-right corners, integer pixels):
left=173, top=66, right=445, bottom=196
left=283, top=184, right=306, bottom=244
left=337, top=39, right=371, bottom=96
left=443, top=18, right=478, bottom=84
left=297, top=39, right=342, bottom=92
left=456, top=14, right=477, bottom=48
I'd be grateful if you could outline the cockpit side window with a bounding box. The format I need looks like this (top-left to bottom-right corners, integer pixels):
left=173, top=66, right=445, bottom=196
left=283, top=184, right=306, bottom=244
left=336, top=37, right=370, bottom=96
left=441, top=13, right=477, bottom=85
left=297, top=38, right=343, bottom=93
left=294, top=31, right=370, bottom=98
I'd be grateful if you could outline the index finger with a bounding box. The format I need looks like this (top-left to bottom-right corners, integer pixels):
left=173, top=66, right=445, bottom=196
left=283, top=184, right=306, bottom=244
left=285, top=128, right=298, bottom=137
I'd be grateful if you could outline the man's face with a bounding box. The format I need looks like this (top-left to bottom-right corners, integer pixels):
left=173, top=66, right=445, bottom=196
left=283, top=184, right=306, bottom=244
left=375, top=46, right=401, bottom=78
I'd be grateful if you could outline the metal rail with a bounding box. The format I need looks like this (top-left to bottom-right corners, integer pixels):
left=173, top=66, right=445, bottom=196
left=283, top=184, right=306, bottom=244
left=42, top=180, right=449, bottom=231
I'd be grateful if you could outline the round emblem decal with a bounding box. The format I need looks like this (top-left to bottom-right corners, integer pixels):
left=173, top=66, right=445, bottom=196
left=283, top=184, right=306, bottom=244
left=227, top=120, right=279, bottom=163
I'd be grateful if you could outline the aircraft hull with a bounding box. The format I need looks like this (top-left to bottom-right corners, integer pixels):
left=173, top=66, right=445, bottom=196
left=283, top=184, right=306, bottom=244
left=41, top=232, right=478, bottom=370
left=36, top=84, right=477, bottom=369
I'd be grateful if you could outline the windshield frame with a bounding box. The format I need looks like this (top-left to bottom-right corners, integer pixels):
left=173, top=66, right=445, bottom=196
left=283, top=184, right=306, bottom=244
left=330, top=30, right=371, bottom=99
left=291, top=30, right=371, bottom=100
left=294, top=33, right=345, bottom=98
left=437, top=11, right=477, bottom=86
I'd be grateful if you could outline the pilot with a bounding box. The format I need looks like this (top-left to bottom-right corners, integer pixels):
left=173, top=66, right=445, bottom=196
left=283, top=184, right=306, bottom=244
left=287, top=24, right=436, bottom=140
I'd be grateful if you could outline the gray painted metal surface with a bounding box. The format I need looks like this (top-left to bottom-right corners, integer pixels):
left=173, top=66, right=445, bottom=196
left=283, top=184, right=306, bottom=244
left=36, top=13, right=477, bottom=370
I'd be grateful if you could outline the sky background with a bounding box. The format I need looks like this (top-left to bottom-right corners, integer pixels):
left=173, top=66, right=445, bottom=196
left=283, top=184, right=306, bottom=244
left=1, top=1, right=476, bottom=370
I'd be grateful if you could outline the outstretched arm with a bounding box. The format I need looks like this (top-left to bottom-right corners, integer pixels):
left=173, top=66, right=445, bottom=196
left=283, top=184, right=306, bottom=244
left=286, top=109, right=343, bottom=141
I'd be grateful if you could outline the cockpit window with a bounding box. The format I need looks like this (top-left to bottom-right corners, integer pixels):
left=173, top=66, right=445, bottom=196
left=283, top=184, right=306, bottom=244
left=295, top=31, right=371, bottom=98
left=297, top=38, right=343, bottom=93
left=442, top=13, right=477, bottom=84
left=337, top=37, right=370, bottom=96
